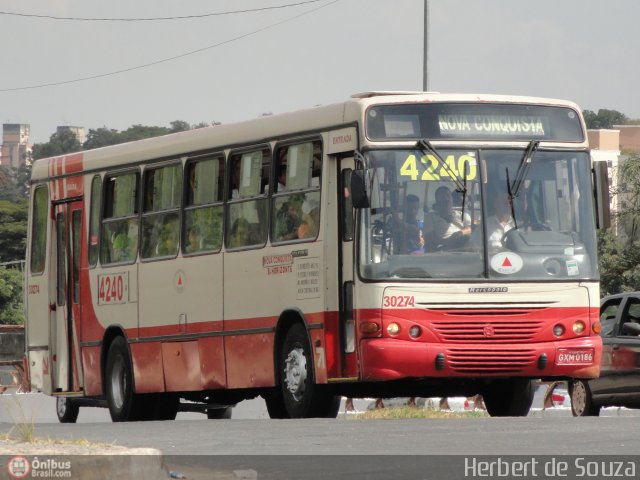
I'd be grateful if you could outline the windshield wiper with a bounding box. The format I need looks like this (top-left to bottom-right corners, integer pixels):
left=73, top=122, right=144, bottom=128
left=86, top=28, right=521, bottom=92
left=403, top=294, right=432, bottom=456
left=506, top=140, right=540, bottom=230
left=417, top=140, right=466, bottom=194
left=510, top=140, right=539, bottom=198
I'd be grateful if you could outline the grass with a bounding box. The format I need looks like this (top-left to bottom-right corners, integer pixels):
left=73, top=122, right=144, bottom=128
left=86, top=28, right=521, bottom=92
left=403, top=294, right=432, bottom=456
left=349, top=406, right=488, bottom=419
left=3, top=396, right=36, bottom=443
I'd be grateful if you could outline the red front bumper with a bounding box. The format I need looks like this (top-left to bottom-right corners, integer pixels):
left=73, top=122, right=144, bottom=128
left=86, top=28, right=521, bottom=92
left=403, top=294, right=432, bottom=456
left=359, top=336, right=602, bottom=381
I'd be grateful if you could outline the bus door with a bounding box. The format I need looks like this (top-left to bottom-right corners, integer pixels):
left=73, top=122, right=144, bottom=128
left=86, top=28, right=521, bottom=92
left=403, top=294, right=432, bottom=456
left=339, top=157, right=357, bottom=378
left=51, top=200, right=84, bottom=393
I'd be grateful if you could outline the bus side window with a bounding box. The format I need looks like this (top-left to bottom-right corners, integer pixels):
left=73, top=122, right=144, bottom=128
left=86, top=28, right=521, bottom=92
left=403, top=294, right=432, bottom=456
left=227, top=148, right=270, bottom=249
left=88, top=175, right=101, bottom=267
left=30, top=185, right=49, bottom=274
left=183, top=155, right=224, bottom=255
left=100, top=171, right=140, bottom=265
left=271, top=140, right=322, bottom=243
left=140, top=163, right=182, bottom=260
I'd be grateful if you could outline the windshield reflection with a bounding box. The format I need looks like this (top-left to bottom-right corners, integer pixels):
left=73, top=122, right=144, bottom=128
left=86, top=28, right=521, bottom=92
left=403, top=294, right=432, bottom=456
left=359, top=149, right=597, bottom=281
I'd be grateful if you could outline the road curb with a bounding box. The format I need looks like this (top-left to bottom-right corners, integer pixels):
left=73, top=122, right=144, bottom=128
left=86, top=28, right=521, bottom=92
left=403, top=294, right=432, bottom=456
left=70, top=449, right=166, bottom=479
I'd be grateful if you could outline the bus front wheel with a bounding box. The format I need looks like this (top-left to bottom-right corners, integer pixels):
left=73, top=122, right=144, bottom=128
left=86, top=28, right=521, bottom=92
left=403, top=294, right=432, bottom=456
left=266, top=323, right=339, bottom=419
left=483, top=379, right=534, bottom=417
left=105, top=336, right=144, bottom=422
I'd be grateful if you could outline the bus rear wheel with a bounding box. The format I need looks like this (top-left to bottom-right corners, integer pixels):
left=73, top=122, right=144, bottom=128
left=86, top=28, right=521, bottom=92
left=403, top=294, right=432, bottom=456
left=105, top=336, right=145, bottom=422
left=266, top=323, right=339, bottom=419
left=56, top=397, right=79, bottom=423
left=483, top=379, right=534, bottom=417
left=569, top=380, right=600, bottom=417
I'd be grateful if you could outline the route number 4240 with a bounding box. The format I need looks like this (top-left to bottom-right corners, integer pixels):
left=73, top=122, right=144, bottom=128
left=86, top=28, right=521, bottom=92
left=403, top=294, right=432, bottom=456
left=97, top=273, right=127, bottom=305
left=399, top=153, right=477, bottom=181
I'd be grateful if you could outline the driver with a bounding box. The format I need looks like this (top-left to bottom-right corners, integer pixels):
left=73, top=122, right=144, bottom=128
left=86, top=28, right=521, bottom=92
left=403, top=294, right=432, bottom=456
left=423, top=186, right=471, bottom=251
left=476, top=192, right=514, bottom=248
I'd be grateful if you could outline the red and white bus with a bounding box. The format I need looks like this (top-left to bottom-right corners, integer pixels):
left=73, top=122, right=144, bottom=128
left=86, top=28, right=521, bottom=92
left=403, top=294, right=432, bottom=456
left=25, top=92, right=602, bottom=421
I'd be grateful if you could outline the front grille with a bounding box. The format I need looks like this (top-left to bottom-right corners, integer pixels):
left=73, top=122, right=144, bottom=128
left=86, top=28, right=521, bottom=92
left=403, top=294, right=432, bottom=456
left=431, top=318, right=544, bottom=343
left=447, top=348, right=537, bottom=374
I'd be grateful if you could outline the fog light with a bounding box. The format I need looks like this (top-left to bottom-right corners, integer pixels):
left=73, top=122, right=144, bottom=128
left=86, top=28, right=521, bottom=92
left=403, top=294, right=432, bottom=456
left=387, top=323, right=400, bottom=336
left=553, top=324, right=565, bottom=337
left=572, top=321, right=586, bottom=334
left=592, top=322, right=602, bottom=334
left=360, top=322, right=380, bottom=334
left=409, top=325, right=422, bottom=338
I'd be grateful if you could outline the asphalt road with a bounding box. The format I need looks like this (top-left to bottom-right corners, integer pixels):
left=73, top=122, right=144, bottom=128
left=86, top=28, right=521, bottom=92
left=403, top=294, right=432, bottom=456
left=3, top=393, right=640, bottom=479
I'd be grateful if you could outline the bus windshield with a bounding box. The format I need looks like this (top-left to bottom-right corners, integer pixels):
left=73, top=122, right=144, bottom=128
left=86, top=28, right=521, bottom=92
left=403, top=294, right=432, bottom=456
left=358, top=148, right=598, bottom=281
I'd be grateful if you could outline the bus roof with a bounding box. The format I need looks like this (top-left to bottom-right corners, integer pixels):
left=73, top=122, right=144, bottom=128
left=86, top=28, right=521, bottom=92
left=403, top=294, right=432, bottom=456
left=31, top=92, right=583, bottom=182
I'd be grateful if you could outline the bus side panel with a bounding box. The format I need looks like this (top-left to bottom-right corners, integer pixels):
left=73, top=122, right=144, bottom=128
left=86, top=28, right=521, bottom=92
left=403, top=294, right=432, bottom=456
left=161, top=341, right=202, bottom=392
left=139, top=250, right=225, bottom=392
left=197, top=337, right=226, bottom=390
left=130, top=342, right=164, bottom=393
left=80, top=346, right=102, bottom=395
left=224, top=318, right=276, bottom=389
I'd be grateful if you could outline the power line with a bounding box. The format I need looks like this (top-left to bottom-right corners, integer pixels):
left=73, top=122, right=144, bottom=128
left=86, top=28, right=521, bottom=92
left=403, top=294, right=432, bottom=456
left=0, top=0, right=340, bottom=92
left=0, top=0, right=325, bottom=22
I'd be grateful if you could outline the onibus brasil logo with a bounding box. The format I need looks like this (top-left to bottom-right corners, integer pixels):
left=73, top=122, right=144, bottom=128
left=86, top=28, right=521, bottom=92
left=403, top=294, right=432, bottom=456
left=7, top=456, right=72, bottom=478
left=7, top=456, right=30, bottom=478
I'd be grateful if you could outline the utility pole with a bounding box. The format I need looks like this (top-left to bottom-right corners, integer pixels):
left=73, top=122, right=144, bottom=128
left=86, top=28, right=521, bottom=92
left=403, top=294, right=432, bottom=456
left=423, top=0, right=429, bottom=91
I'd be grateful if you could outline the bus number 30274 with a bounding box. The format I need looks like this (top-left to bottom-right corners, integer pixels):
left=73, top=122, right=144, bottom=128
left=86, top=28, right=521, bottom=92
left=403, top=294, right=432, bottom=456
left=97, top=273, right=127, bottom=305
left=383, top=295, right=415, bottom=307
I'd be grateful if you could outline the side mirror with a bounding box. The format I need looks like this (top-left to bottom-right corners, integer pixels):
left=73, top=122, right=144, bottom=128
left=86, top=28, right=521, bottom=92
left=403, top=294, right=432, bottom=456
left=593, top=160, right=611, bottom=230
left=350, top=169, right=370, bottom=209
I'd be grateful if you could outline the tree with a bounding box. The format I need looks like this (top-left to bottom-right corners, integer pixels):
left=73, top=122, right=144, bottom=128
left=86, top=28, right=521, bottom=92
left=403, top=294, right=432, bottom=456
left=0, top=199, right=28, bottom=263
left=583, top=109, right=629, bottom=129
left=169, top=120, right=191, bottom=133
left=32, top=127, right=82, bottom=161
left=83, top=127, right=122, bottom=150
left=598, top=154, right=640, bottom=295
left=0, top=266, right=24, bottom=325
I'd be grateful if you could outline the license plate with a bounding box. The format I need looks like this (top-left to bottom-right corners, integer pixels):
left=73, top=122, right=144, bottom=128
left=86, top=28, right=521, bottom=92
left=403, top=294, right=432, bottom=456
left=556, top=349, right=594, bottom=365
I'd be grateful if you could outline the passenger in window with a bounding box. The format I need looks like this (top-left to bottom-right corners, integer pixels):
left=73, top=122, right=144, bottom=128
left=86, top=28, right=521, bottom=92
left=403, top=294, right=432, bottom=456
left=394, top=194, right=424, bottom=254
left=229, top=217, right=252, bottom=248
left=156, top=216, right=179, bottom=256
left=276, top=194, right=303, bottom=241
left=424, top=186, right=471, bottom=251
left=297, top=197, right=320, bottom=239
left=231, top=161, right=241, bottom=199
left=186, top=225, right=202, bottom=253
left=113, top=222, right=134, bottom=262
left=277, top=164, right=287, bottom=192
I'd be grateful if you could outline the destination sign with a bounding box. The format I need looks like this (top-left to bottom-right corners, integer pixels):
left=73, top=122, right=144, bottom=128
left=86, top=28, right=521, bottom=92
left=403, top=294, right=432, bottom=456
left=438, top=114, right=547, bottom=137
left=366, top=103, right=584, bottom=142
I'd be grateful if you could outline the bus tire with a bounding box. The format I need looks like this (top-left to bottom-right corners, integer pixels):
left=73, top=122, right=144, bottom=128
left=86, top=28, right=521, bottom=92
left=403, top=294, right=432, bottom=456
left=569, top=379, right=600, bottom=417
left=153, top=394, right=179, bottom=421
left=56, top=397, right=79, bottom=423
left=105, top=336, right=143, bottom=422
left=483, top=379, right=534, bottom=417
left=206, top=407, right=232, bottom=419
left=276, top=323, right=340, bottom=418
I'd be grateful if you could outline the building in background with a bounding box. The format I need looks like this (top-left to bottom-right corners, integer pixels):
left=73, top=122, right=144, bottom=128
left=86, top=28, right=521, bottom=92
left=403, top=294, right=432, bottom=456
left=615, top=125, right=640, bottom=153
left=1, top=123, right=31, bottom=168
left=58, top=125, right=86, bottom=145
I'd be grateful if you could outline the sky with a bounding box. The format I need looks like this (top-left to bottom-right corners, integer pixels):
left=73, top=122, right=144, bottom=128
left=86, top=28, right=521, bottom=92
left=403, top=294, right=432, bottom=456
left=0, top=0, right=639, bottom=144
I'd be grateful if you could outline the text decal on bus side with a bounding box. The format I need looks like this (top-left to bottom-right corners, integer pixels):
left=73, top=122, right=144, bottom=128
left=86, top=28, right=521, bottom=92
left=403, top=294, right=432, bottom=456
left=97, top=273, right=128, bottom=305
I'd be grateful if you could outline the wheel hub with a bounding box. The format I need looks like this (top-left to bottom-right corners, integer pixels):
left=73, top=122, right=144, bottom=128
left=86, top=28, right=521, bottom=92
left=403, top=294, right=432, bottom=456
left=283, top=347, right=307, bottom=401
left=56, top=397, right=67, bottom=417
left=110, top=356, right=126, bottom=410
left=572, top=382, right=586, bottom=415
